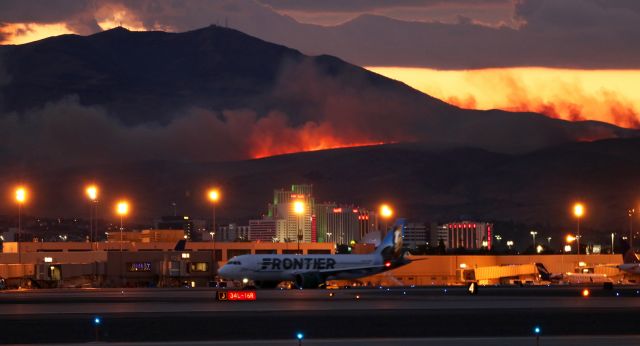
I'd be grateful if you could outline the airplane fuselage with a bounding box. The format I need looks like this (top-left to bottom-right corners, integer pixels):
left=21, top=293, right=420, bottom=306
left=219, top=254, right=389, bottom=282
left=618, top=263, right=640, bottom=275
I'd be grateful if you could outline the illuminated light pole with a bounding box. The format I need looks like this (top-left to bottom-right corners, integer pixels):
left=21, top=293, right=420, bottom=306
left=294, top=200, right=304, bottom=254
left=15, top=186, right=27, bottom=264
left=530, top=231, right=538, bottom=249
left=379, top=204, right=393, bottom=237
left=611, top=232, right=615, bottom=254
left=573, top=203, right=585, bottom=255
left=116, top=201, right=129, bottom=252
left=208, top=189, right=220, bottom=268
left=86, top=185, right=98, bottom=243
left=629, top=208, right=635, bottom=251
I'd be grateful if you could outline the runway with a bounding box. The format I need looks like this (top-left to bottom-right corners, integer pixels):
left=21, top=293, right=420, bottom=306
left=1, top=286, right=639, bottom=344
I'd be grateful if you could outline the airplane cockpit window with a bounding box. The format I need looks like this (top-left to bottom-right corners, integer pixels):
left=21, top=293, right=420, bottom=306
left=227, top=261, right=242, bottom=265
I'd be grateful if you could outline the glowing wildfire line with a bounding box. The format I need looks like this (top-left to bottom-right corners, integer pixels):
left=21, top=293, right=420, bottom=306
left=367, top=66, right=640, bottom=128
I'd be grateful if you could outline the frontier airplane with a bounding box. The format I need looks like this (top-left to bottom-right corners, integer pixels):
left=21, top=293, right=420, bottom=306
left=218, top=220, right=410, bottom=288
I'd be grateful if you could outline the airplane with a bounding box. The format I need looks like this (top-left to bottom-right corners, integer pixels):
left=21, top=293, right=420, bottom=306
left=616, top=238, right=640, bottom=275
left=218, top=219, right=411, bottom=289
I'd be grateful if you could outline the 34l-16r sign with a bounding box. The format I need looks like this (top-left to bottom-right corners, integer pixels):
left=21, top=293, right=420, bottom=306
left=217, top=290, right=257, bottom=301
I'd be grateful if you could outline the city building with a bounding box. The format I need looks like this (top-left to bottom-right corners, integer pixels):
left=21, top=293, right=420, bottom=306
left=443, top=221, right=494, bottom=250
left=430, top=223, right=449, bottom=248
left=213, top=223, right=250, bottom=242
left=404, top=222, right=429, bottom=248
left=249, top=218, right=285, bottom=242
left=268, top=184, right=315, bottom=242
left=314, top=204, right=377, bottom=244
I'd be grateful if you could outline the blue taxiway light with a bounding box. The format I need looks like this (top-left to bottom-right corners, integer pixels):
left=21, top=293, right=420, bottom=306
left=533, top=326, right=541, bottom=334
left=297, top=333, right=304, bottom=340
left=94, top=317, right=101, bottom=325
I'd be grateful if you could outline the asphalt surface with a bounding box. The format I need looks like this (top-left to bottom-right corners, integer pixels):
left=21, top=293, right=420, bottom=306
left=1, top=286, right=639, bottom=344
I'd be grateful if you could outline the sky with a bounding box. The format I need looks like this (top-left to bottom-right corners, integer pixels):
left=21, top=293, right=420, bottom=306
left=0, top=0, right=639, bottom=126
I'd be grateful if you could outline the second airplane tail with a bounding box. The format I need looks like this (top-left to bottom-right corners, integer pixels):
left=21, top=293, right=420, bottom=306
left=619, top=237, right=640, bottom=264
left=375, top=219, right=406, bottom=263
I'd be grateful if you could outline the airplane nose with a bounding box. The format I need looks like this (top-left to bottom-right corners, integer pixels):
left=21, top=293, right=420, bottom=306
left=218, top=264, right=228, bottom=277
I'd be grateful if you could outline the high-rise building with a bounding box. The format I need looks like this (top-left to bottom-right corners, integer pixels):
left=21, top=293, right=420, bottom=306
left=314, top=204, right=377, bottom=244
left=269, top=184, right=315, bottom=242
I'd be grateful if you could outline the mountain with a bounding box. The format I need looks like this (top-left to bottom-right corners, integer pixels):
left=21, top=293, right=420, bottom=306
left=0, top=25, right=635, bottom=168
left=1, top=138, right=639, bottom=247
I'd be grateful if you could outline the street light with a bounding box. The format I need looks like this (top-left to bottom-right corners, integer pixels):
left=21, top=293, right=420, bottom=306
left=530, top=231, right=538, bottom=249
left=379, top=204, right=393, bottom=236
left=294, top=200, right=304, bottom=254
left=15, top=186, right=27, bottom=264
left=573, top=203, right=585, bottom=255
left=628, top=209, right=635, bottom=251
left=116, top=200, right=129, bottom=252
left=86, top=185, right=99, bottom=243
left=208, top=189, right=220, bottom=262
left=611, top=232, right=615, bottom=254
left=506, top=240, right=514, bottom=250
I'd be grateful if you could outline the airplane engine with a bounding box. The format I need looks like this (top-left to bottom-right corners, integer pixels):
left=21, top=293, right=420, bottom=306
left=294, top=273, right=325, bottom=289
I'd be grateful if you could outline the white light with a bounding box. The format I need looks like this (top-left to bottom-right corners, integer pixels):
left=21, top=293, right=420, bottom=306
left=536, top=245, right=544, bottom=253
left=181, top=253, right=190, bottom=259
left=459, top=263, right=467, bottom=269
left=242, top=278, right=249, bottom=284
left=44, top=257, right=53, bottom=263
left=564, top=245, right=572, bottom=252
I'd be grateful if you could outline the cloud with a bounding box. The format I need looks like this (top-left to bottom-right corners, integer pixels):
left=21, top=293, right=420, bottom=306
left=1, top=0, right=640, bottom=68
left=257, top=0, right=510, bottom=13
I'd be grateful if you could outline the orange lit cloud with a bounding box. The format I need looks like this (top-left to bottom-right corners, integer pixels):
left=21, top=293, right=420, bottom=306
left=367, top=67, right=640, bottom=129
left=0, top=23, right=74, bottom=45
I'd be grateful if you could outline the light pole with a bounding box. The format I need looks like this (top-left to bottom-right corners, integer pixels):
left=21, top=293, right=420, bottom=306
left=506, top=240, right=514, bottom=250
left=530, top=231, right=538, bottom=249
left=116, top=201, right=129, bottom=251
left=15, top=186, right=27, bottom=264
left=86, top=185, right=98, bottom=243
left=629, top=208, right=635, bottom=251
left=573, top=203, right=585, bottom=255
left=208, top=189, right=220, bottom=262
left=611, top=232, right=615, bottom=254
left=379, top=204, right=393, bottom=237
left=294, top=201, right=304, bottom=254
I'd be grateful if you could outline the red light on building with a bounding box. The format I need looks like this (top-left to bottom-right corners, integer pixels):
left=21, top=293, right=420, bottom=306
left=384, top=261, right=391, bottom=267
left=352, top=209, right=358, bottom=213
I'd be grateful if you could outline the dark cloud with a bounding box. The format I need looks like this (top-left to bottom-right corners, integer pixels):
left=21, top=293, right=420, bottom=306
left=1, top=0, right=639, bottom=68
left=0, top=0, right=100, bottom=34
left=257, top=0, right=510, bottom=12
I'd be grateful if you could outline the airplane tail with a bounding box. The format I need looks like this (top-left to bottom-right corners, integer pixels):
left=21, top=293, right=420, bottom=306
left=619, top=237, right=640, bottom=264
left=375, top=219, right=406, bottom=262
